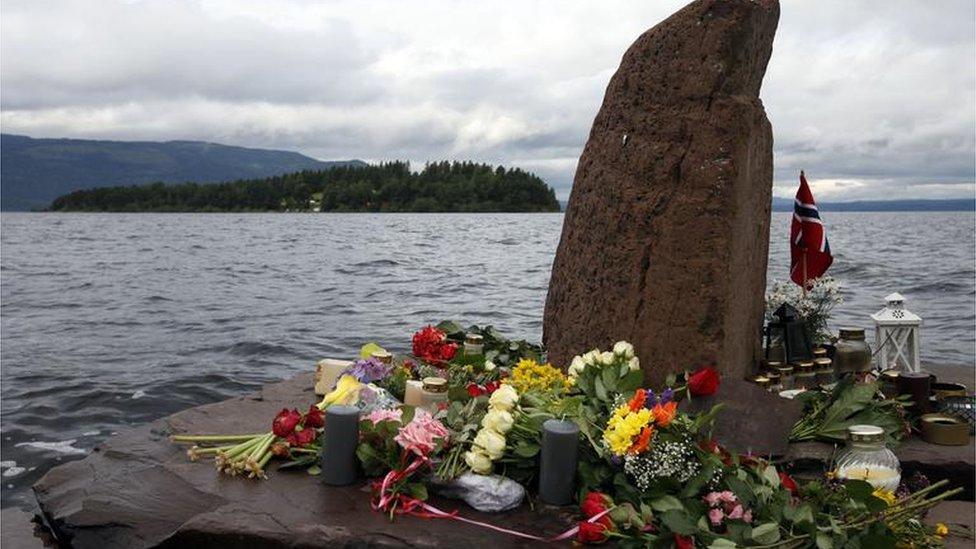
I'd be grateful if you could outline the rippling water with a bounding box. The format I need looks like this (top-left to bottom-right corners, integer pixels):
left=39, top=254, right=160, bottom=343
left=1, top=212, right=973, bottom=508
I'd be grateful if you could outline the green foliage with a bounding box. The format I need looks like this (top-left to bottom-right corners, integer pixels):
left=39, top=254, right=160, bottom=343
left=48, top=160, right=561, bottom=213
left=790, top=379, right=909, bottom=443
left=435, top=320, right=545, bottom=368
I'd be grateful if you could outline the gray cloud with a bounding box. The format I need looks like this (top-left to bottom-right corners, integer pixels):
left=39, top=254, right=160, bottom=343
left=2, top=0, right=973, bottom=201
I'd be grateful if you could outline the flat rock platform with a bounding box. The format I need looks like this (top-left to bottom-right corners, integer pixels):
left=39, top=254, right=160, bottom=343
left=32, top=372, right=974, bottom=548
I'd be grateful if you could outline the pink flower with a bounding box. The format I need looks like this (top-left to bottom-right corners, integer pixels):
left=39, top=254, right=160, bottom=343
left=718, top=491, right=736, bottom=504
left=708, top=508, right=724, bottom=526
left=393, top=409, right=449, bottom=456
left=742, top=510, right=753, bottom=524
left=727, top=505, right=744, bottom=520
left=704, top=492, right=722, bottom=506
left=366, top=408, right=403, bottom=425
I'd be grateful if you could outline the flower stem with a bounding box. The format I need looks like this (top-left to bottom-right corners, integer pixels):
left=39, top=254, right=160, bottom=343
left=170, top=434, right=265, bottom=443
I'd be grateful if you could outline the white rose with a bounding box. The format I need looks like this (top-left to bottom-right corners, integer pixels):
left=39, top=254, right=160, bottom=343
left=613, top=341, right=635, bottom=359
left=474, top=429, right=506, bottom=459
left=483, top=359, right=496, bottom=371
left=582, top=350, right=599, bottom=366
left=465, top=450, right=493, bottom=474
left=568, top=356, right=586, bottom=377
left=481, top=408, right=514, bottom=434
left=600, top=351, right=615, bottom=365
left=628, top=356, right=640, bottom=371
left=488, top=384, right=519, bottom=411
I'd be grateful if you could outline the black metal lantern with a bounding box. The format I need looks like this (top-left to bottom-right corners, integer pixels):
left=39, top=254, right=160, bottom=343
left=765, top=303, right=813, bottom=364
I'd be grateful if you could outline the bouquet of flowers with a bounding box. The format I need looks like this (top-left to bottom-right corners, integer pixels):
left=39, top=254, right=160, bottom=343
left=765, top=276, right=843, bottom=342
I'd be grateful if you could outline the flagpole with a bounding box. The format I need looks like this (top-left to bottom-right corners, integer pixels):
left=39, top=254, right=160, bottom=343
left=802, top=252, right=808, bottom=297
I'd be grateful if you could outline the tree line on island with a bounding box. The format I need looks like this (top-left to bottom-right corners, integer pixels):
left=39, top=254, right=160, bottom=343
left=48, top=161, right=561, bottom=213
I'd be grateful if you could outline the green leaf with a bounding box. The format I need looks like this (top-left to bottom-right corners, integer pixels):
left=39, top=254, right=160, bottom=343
left=762, top=465, right=781, bottom=488
left=601, top=365, right=619, bottom=394
left=307, top=465, right=322, bottom=476
left=650, top=495, right=684, bottom=512
left=793, top=504, right=814, bottom=525
left=594, top=376, right=608, bottom=401
left=707, top=539, right=737, bottom=549
left=816, top=532, right=834, bottom=549
left=751, top=523, right=781, bottom=545
left=619, top=370, right=644, bottom=393
left=660, top=510, right=697, bottom=535
left=843, top=479, right=875, bottom=503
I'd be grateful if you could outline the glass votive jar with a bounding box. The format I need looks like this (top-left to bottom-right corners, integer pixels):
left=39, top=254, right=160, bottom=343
left=835, top=425, right=901, bottom=492
left=766, top=372, right=782, bottom=392
left=464, top=333, right=484, bottom=356
left=776, top=365, right=795, bottom=390
left=834, top=328, right=872, bottom=375
left=794, top=361, right=816, bottom=390
left=814, top=358, right=834, bottom=386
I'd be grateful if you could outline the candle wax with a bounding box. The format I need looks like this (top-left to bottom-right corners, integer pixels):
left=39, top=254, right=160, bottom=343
left=403, top=380, right=424, bottom=407
left=315, top=359, right=353, bottom=395
left=837, top=465, right=901, bottom=492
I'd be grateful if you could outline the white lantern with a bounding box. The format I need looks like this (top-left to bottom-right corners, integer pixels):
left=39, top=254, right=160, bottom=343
left=870, top=293, right=922, bottom=372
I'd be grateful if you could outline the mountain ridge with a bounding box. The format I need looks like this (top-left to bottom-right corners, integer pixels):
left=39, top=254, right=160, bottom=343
left=1, top=133, right=364, bottom=210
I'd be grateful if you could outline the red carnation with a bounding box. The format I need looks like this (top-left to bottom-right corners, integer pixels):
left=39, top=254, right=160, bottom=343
left=581, top=492, right=612, bottom=518
left=303, top=405, right=325, bottom=429
left=412, top=326, right=458, bottom=364
left=779, top=471, right=799, bottom=495
left=687, top=366, right=720, bottom=396
left=287, top=427, right=317, bottom=447
left=577, top=518, right=611, bottom=544
left=272, top=408, right=302, bottom=437
left=674, top=534, right=695, bottom=549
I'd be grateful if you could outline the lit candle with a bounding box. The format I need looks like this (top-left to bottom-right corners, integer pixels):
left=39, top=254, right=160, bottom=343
left=315, top=359, right=353, bottom=396
left=538, top=419, right=579, bottom=505
left=836, top=465, right=901, bottom=492
left=403, top=379, right=424, bottom=406
left=321, top=405, right=360, bottom=486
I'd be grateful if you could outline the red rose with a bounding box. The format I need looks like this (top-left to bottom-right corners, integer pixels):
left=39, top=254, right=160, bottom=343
left=577, top=519, right=610, bottom=544
left=303, top=405, right=325, bottom=429
left=674, top=534, right=695, bottom=549
left=484, top=381, right=501, bottom=394
left=272, top=408, right=302, bottom=437
left=779, top=471, right=799, bottom=495
left=467, top=383, right=485, bottom=397
left=687, top=367, right=720, bottom=396
left=287, top=427, right=316, bottom=447
left=580, top=491, right=611, bottom=518
left=412, top=326, right=458, bottom=364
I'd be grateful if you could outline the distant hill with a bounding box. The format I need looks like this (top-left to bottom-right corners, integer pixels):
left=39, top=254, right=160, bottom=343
left=771, top=197, right=975, bottom=212
left=0, top=134, right=365, bottom=210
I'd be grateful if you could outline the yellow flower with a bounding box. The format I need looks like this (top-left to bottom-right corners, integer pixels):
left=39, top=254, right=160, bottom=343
left=317, top=374, right=363, bottom=409
left=935, top=522, right=949, bottom=537
left=872, top=488, right=896, bottom=506
left=505, top=359, right=568, bottom=394
left=603, top=404, right=653, bottom=456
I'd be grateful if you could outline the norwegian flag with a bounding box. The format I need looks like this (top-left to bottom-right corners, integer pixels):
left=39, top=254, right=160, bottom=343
left=790, top=171, right=833, bottom=287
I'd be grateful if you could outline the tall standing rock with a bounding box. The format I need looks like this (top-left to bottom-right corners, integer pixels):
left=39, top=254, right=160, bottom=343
left=544, top=0, right=780, bottom=384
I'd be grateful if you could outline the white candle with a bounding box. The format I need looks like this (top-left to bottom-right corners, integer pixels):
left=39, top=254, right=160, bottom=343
left=315, top=359, right=353, bottom=396
left=403, top=379, right=424, bottom=406
left=837, top=465, right=901, bottom=492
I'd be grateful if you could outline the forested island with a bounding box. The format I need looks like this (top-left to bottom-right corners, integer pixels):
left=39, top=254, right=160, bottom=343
left=48, top=161, right=561, bottom=213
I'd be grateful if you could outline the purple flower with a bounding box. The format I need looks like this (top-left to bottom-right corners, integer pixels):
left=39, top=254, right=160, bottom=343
left=644, top=388, right=674, bottom=409
left=341, top=358, right=391, bottom=384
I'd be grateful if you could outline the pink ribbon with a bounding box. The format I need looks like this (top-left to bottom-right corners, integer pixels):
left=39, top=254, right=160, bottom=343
left=371, top=454, right=611, bottom=542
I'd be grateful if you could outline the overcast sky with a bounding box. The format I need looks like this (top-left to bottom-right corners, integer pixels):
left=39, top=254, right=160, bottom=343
left=2, top=0, right=974, bottom=201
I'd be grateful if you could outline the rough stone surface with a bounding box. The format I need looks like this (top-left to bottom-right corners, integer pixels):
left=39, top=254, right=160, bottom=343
left=33, top=374, right=574, bottom=549
left=543, top=0, right=780, bottom=384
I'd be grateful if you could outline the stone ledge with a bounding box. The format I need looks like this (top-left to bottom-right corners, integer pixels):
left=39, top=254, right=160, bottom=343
left=33, top=373, right=572, bottom=549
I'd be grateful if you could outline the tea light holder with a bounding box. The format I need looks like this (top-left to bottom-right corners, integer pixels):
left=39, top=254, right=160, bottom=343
left=538, top=419, right=579, bottom=505
left=321, top=405, right=360, bottom=486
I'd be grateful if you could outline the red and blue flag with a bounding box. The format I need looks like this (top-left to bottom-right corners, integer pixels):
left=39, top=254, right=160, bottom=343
left=790, top=171, right=832, bottom=287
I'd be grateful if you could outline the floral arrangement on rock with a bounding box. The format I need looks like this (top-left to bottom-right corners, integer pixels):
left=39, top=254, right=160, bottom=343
left=765, top=276, right=842, bottom=343
left=171, top=322, right=959, bottom=547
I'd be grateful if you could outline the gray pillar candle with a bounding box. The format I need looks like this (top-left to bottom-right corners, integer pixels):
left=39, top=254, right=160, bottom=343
left=538, top=419, right=580, bottom=505
left=321, top=405, right=360, bottom=486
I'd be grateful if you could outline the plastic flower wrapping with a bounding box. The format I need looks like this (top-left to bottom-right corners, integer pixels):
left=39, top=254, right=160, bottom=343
left=172, top=322, right=960, bottom=547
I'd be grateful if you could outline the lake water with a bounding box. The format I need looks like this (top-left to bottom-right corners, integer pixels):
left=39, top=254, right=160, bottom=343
left=1, top=212, right=974, bottom=508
